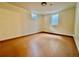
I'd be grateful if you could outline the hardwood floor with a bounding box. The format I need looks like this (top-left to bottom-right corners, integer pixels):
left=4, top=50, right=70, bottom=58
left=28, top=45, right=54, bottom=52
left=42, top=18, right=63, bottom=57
left=0, top=32, right=78, bottom=57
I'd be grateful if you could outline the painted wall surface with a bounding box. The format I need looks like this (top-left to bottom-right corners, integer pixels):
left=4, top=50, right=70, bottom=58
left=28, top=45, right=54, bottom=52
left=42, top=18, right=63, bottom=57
left=74, top=3, right=79, bottom=50
left=0, top=3, right=40, bottom=41
left=0, top=3, right=76, bottom=41
left=40, top=7, right=75, bottom=35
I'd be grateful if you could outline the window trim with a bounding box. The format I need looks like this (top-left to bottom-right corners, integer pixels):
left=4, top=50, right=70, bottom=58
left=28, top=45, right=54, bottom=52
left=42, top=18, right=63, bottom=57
left=50, top=13, right=59, bottom=26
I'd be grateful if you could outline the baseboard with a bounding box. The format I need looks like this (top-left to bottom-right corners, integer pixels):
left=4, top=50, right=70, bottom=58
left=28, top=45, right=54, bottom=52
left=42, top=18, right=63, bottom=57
left=73, top=35, right=79, bottom=51
left=40, top=31, right=73, bottom=38
left=0, top=31, right=74, bottom=42
left=0, top=31, right=40, bottom=42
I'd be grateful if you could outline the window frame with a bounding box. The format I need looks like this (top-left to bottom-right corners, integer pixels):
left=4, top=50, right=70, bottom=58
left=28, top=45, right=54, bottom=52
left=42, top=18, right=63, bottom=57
left=50, top=13, right=59, bottom=26
left=32, top=13, right=38, bottom=20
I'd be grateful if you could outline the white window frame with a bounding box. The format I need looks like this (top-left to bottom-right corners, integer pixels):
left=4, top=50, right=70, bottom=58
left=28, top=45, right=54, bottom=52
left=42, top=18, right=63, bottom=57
left=51, top=14, right=59, bottom=26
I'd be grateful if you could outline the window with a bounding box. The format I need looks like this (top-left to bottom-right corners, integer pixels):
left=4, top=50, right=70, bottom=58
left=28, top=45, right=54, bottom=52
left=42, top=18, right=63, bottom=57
left=51, top=14, right=59, bottom=26
left=32, top=13, right=38, bottom=20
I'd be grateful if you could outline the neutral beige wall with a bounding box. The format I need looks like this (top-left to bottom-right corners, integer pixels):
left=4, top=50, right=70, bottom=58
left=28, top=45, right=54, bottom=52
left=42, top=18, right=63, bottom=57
left=74, top=3, right=79, bottom=50
left=0, top=3, right=76, bottom=41
left=0, top=3, right=40, bottom=41
left=41, top=7, right=75, bottom=35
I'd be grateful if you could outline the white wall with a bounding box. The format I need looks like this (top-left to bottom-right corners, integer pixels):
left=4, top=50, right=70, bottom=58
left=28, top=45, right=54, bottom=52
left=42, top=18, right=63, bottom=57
left=39, top=7, right=75, bottom=36
left=74, top=3, right=79, bottom=50
left=0, top=3, right=77, bottom=42
left=0, top=3, right=40, bottom=41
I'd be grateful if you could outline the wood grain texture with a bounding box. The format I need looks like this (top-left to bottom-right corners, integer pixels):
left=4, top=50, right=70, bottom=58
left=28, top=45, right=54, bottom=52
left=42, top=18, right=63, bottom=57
left=0, top=32, right=78, bottom=57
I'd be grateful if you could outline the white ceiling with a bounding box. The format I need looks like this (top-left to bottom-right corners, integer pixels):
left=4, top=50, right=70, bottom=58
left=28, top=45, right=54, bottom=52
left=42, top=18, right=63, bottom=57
left=9, top=2, right=76, bottom=14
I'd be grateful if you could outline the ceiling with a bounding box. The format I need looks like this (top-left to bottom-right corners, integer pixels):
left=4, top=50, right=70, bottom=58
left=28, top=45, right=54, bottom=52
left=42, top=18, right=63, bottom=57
left=9, top=2, right=76, bottom=14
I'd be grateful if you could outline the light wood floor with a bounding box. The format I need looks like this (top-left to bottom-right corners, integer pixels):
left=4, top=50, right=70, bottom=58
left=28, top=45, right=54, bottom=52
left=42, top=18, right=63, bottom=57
left=0, top=32, right=78, bottom=57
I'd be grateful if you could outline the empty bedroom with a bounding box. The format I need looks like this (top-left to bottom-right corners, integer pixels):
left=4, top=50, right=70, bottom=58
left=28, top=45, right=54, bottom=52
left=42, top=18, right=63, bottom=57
left=0, top=2, right=79, bottom=57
